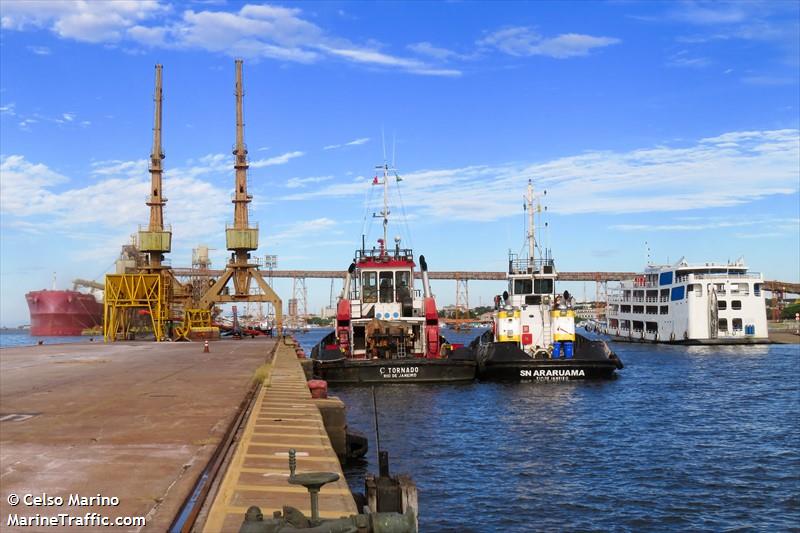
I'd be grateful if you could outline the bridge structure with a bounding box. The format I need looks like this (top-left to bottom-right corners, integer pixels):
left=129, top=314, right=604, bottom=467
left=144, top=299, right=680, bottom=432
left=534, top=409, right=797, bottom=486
left=171, top=268, right=800, bottom=295
left=172, top=268, right=637, bottom=282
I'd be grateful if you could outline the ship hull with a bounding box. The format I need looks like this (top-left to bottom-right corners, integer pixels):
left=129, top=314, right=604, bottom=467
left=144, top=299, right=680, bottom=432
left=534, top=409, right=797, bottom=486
left=606, top=334, right=770, bottom=346
left=313, top=357, right=477, bottom=384
left=311, top=331, right=477, bottom=384
left=471, top=331, right=622, bottom=381
left=25, top=290, right=103, bottom=336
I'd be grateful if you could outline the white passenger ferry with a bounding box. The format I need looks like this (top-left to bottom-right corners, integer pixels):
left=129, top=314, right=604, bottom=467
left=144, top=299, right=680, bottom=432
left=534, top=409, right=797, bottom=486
left=605, top=259, right=769, bottom=344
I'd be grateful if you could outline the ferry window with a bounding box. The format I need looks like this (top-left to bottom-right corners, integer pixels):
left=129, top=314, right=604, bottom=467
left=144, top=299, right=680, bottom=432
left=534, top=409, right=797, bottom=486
left=534, top=278, right=553, bottom=294
left=754, top=283, right=761, bottom=296
left=670, top=286, right=685, bottom=301
left=514, top=279, right=533, bottom=294
left=659, top=271, right=673, bottom=285
left=732, top=318, right=743, bottom=331
left=379, top=272, right=394, bottom=303
left=718, top=318, right=728, bottom=331
left=395, top=271, right=411, bottom=301
left=362, top=272, right=377, bottom=303
left=717, top=300, right=727, bottom=310
left=732, top=300, right=742, bottom=310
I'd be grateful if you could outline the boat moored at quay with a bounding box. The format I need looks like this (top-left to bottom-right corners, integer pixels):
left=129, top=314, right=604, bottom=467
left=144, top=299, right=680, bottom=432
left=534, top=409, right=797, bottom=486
left=311, top=163, right=476, bottom=384
left=470, top=180, right=623, bottom=381
left=604, top=259, right=769, bottom=344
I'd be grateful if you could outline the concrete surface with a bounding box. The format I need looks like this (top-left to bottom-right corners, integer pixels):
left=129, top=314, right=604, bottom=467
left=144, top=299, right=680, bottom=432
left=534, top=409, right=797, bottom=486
left=0, top=338, right=275, bottom=532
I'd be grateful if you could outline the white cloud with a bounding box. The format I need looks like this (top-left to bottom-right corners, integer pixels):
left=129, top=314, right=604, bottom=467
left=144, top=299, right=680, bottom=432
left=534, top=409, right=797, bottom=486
left=666, top=50, right=711, bottom=68
left=286, top=176, right=333, bottom=189
left=250, top=150, right=304, bottom=168
left=1, top=154, right=230, bottom=249
left=27, top=45, right=51, bottom=55
left=280, top=129, right=800, bottom=221
left=323, top=137, right=370, bottom=150
left=268, top=218, right=338, bottom=243
left=407, top=42, right=470, bottom=61
left=320, top=46, right=461, bottom=76
left=0, top=0, right=167, bottom=43
left=478, top=27, right=620, bottom=58
left=1, top=2, right=463, bottom=76
left=0, top=154, right=68, bottom=215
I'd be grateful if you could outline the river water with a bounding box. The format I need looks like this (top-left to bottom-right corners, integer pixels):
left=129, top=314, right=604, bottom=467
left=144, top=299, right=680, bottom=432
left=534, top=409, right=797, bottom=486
left=294, top=328, right=799, bottom=532
left=0, top=331, right=95, bottom=349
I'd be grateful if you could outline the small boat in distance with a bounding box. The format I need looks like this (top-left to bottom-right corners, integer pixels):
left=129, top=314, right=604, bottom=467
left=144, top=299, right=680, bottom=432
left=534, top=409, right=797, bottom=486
left=604, top=259, right=769, bottom=344
left=311, top=163, right=476, bottom=383
left=470, top=180, right=623, bottom=381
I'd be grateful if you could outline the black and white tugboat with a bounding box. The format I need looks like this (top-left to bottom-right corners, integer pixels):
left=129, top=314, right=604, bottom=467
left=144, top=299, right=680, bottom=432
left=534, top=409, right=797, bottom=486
left=470, top=180, right=623, bottom=381
left=311, top=163, right=476, bottom=384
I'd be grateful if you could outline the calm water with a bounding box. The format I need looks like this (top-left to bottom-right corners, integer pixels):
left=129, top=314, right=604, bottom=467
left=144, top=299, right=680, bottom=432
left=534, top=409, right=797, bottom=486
left=0, top=331, right=94, bottom=349
left=294, top=328, right=800, bottom=532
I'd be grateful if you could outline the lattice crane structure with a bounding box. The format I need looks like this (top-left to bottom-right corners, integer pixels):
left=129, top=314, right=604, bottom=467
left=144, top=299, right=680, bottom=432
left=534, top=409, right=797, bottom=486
left=198, top=60, right=283, bottom=331
left=104, top=65, right=190, bottom=342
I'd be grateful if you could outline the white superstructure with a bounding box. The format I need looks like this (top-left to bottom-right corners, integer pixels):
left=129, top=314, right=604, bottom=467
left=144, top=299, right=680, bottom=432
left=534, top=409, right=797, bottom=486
left=606, top=258, right=768, bottom=343
left=492, top=180, right=577, bottom=357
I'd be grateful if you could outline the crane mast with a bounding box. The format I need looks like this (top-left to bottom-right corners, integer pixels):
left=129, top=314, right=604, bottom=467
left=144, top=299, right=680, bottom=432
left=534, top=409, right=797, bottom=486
left=139, top=63, right=171, bottom=268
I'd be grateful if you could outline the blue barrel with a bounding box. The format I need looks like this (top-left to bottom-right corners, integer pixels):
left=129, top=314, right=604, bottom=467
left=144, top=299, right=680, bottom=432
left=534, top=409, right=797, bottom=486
left=563, top=341, right=574, bottom=359
left=552, top=342, right=562, bottom=358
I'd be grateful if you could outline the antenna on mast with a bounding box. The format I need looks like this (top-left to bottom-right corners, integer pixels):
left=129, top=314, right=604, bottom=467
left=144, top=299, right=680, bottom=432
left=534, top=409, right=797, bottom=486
left=381, top=126, right=387, bottom=163
left=372, top=163, right=391, bottom=248
left=392, top=131, right=396, bottom=168
left=527, top=179, right=535, bottom=261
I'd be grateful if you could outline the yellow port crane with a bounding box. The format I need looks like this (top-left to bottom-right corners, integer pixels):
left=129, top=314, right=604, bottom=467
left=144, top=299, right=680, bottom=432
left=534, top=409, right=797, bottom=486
left=197, top=60, right=283, bottom=331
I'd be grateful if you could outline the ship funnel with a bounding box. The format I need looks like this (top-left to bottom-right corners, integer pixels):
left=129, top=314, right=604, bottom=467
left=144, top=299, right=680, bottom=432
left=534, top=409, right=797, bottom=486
left=341, top=262, right=356, bottom=299
left=419, top=255, right=431, bottom=298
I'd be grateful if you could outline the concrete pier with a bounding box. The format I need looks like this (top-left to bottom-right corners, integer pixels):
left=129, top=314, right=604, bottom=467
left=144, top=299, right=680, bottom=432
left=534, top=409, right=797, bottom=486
left=201, top=340, right=357, bottom=532
left=0, top=339, right=275, bottom=532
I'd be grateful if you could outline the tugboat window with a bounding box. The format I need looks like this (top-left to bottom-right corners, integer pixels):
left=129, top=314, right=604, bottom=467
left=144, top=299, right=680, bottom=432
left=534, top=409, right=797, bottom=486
left=514, top=279, right=532, bottom=294
left=534, top=279, right=553, bottom=294
left=396, top=271, right=411, bottom=300
left=362, top=272, right=377, bottom=303
left=379, top=272, right=394, bottom=303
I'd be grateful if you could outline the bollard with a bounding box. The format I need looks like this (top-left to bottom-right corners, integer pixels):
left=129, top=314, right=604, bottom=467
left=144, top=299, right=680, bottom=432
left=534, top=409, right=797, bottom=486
left=203, top=340, right=210, bottom=353
left=308, top=379, right=328, bottom=399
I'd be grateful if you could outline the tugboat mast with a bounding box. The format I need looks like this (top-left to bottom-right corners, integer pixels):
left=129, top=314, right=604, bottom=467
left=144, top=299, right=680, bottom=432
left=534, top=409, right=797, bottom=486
left=527, top=179, right=535, bottom=262
left=373, top=163, right=392, bottom=249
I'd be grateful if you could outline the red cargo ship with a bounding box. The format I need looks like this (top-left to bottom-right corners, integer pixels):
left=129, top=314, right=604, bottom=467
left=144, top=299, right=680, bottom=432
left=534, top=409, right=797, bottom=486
left=25, top=290, right=103, bottom=336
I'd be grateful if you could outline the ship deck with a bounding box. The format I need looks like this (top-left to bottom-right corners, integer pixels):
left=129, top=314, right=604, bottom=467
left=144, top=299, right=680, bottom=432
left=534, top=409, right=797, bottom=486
left=0, top=338, right=276, bottom=532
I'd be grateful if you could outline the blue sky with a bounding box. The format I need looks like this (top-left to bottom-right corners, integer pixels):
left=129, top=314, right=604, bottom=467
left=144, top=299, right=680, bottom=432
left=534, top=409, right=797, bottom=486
left=1, top=0, right=798, bottom=326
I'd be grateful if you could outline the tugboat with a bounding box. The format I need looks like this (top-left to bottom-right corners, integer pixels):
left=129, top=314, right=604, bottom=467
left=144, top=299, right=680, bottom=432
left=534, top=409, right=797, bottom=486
left=470, top=180, right=623, bottom=381
left=311, top=163, right=476, bottom=384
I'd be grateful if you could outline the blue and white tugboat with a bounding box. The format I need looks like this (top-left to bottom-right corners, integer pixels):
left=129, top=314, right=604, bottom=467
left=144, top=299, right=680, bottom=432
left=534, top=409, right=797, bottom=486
left=471, top=180, right=623, bottom=381
left=311, top=163, right=475, bottom=384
